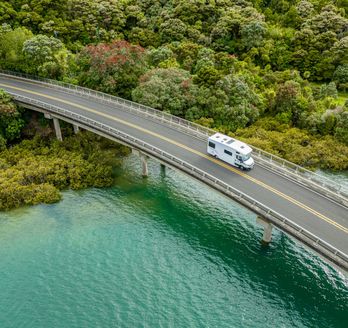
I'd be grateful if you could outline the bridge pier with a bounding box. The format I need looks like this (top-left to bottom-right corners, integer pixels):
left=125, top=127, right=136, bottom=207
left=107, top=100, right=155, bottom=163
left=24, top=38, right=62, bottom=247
left=73, top=124, right=80, bottom=134
left=160, top=163, right=166, bottom=176
left=141, top=154, right=149, bottom=177
left=132, top=149, right=149, bottom=177
left=53, top=118, right=63, bottom=141
left=256, top=216, right=273, bottom=244
left=44, top=113, right=63, bottom=141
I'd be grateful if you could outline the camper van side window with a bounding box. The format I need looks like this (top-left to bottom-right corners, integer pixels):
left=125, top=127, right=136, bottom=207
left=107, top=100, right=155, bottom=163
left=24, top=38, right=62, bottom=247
left=224, top=149, right=232, bottom=156
left=209, top=141, right=216, bottom=149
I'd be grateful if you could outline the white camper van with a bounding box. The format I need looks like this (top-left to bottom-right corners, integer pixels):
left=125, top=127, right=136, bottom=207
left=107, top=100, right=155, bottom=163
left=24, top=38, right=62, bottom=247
left=207, top=133, right=254, bottom=170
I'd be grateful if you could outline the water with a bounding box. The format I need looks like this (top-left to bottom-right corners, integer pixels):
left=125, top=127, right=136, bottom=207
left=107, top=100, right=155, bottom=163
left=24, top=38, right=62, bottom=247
left=0, top=155, right=347, bottom=328
left=316, top=169, right=348, bottom=194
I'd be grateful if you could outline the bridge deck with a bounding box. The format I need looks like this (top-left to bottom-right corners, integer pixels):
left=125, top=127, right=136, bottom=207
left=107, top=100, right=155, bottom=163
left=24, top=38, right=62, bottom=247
left=0, top=75, right=347, bottom=263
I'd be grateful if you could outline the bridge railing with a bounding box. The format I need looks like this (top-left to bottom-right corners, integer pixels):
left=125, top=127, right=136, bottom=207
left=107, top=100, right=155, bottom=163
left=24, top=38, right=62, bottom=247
left=12, top=93, right=348, bottom=271
left=1, top=70, right=347, bottom=201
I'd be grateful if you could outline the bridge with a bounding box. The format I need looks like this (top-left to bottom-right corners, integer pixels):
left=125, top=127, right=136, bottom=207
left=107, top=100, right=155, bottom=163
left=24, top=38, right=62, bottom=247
left=0, top=72, right=347, bottom=272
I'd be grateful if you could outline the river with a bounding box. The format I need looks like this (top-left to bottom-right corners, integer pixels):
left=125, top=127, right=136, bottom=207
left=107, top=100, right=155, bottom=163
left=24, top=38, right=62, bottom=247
left=0, top=155, right=347, bottom=328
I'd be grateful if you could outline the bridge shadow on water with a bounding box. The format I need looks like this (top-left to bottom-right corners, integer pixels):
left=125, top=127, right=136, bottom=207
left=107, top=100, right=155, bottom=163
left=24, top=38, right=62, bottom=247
left=115, top=159, right=348, bottom=328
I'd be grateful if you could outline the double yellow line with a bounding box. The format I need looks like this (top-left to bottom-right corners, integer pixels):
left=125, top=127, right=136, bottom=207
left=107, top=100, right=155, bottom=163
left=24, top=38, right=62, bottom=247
left=1, top=81, right=347, bottom=234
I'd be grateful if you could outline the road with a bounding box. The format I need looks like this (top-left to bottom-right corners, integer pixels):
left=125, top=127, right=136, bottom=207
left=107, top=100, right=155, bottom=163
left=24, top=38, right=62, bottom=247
left=0, top=74, right=347, bottom=264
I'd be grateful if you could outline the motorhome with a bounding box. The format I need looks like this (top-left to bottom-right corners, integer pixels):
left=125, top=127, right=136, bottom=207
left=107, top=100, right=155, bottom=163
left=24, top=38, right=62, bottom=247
left=207, top=133, right=254, bottom=170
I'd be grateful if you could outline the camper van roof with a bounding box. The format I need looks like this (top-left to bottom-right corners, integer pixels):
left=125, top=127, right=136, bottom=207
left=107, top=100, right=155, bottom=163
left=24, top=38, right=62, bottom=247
left=209, top=133, right=234, bottom=144
left=230, top=140, right=252, bottom=155
left=209, top=133, right=252, bottom=155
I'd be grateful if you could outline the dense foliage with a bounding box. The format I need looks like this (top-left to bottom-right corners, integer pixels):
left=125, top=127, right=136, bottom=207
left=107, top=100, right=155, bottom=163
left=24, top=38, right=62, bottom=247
left=0, top=0, right=348, bottom=170
left=0, top=131, right=130, bottom=211
left=76, top=40, right=147, bottom=98
left=234, top=117, right=348, bottom=170
left=2, top=1, right=347, bottom=80
left=0, top=89, right=24, bottom=149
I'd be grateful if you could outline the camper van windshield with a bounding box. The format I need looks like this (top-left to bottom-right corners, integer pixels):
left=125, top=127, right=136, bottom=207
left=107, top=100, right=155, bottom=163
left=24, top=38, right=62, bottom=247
left=242, top=154, right=251, bottom=161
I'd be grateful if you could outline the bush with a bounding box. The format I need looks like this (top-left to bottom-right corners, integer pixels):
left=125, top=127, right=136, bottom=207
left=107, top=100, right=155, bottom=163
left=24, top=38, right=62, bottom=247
left=0, top=132, right=130, bottom=211
left=234, top=123, right=348, bottom=170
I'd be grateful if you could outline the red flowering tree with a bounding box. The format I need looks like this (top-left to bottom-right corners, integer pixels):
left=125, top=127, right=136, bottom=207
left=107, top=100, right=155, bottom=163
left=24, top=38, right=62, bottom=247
left=76, top=40, right=147, bottom=98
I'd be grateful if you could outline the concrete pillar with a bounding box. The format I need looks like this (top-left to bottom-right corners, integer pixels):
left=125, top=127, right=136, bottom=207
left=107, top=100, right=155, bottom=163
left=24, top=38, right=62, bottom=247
left=141, top=154, right=149, bottom=177
left=73, top=124, right=80, bottom=134
left=160, top=163, right=166, bottom=176
left=44, top=113, right=63, bottom=141
left=256, top=216, right=273, bottom=244
left=53, top=117, right=63, bottom=141
left=131, top=149, right=149, bottom=177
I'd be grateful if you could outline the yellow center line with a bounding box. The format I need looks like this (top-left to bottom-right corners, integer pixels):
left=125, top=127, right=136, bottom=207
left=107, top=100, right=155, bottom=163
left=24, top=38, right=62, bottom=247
left=1, top=81, right=347, bottom=234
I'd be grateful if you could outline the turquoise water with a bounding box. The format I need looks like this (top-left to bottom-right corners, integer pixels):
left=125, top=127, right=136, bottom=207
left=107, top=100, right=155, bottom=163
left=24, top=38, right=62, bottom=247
left=0, top=155, right=347, bottom=328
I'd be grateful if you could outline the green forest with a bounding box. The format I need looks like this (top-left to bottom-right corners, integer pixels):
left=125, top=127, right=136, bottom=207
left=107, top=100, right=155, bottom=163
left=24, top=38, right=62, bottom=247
left=1, top=0, right=348, bottom=209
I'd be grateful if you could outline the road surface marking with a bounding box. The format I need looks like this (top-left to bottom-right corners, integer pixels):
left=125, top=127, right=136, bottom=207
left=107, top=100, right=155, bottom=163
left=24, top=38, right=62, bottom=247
left=1, top=81, right=347, bottom=234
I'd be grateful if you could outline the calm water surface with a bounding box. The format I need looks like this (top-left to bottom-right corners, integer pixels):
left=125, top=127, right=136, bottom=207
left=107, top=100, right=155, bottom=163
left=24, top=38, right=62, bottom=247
left=0, top=155, right=347, bottom=328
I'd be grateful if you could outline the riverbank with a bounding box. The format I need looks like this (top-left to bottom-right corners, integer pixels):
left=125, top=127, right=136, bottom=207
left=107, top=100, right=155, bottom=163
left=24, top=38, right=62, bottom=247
left=0, top=131, right=130, bottom=211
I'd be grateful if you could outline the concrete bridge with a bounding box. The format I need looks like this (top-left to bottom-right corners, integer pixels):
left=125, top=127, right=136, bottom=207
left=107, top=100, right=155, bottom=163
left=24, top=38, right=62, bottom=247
left=0, top=72, right=347, bottom=272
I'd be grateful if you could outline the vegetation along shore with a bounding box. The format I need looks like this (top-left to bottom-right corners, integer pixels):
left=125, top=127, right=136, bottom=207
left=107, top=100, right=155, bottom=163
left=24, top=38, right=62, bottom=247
left=1, top=0, right=348, bottom=210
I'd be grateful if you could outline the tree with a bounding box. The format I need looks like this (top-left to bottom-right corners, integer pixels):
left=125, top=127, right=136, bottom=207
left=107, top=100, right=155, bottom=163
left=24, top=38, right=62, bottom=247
left=296, top=1, right=314, bottom=19
left=211, top=6, right=265, bottom=52
left=331, top=36, right=348, bottom=65
left=337, top=0, right=348, bottom=16
left=333, top=65, right=348, bottom=89
left=241, top=21, right=267, bottom=50
left=271, top=80, right=314, bottom=126
left=170, top=0, right=217, bottom=27
left=127, top=27, right=161, bottom=48
left=0, top=2, right=17, bottom=24
left=193, top=65, right=223, bottom=87
left=292, top=5, right=348, bottom=80
left=76, top=40, right=147, bottom=98
left=190, top=74, right=262, bottom=132
left=318, top=109, right=338, bottom=135
left=148, top=46, right=175, bottom=67
left=0, top=25, right=33, bottom=70
left=319, top=82, right=338, bottom=99
left=0, top=89, right=24, bottom=142
left=132, top=68, right=198, bottom=117
left=22, top=34, right=69, bottom=78
left=274, top=80, right=301, bottom=113
left=335, top=110, right=348, bottom=144
left=160, top=18, right=187, bottom=43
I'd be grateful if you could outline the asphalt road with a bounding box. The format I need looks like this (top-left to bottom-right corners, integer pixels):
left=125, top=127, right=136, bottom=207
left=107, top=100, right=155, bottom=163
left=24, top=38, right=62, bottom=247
left=1, top=75, right=347, bottom=258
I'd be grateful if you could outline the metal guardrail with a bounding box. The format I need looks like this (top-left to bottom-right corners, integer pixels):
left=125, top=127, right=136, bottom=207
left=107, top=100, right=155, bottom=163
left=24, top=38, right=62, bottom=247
left=12, top=93, right=348, bottom=271
left=0, top=70, right=347, bottom=201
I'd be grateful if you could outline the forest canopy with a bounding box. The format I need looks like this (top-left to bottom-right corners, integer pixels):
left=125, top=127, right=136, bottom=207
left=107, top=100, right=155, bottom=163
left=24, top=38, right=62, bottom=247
left=0, top=0, right=348, bottom=171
